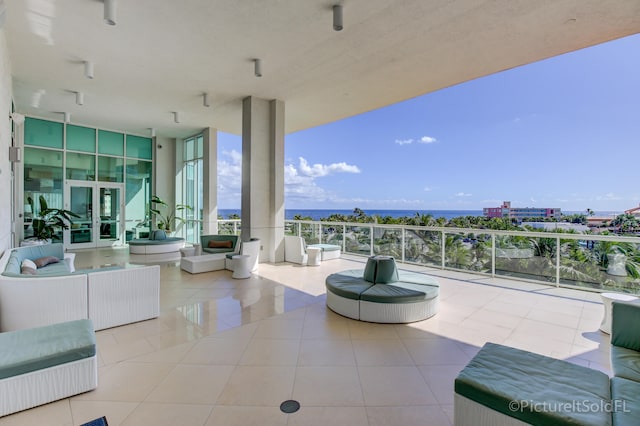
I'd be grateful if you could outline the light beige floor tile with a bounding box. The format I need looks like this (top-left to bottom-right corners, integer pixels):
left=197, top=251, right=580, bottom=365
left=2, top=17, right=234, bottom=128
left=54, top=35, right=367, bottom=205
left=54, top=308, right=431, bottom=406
left=366, top=406, right=451, bottom=426
left=403, top=339, right=474, bottom=365
left=181, top=337, right=250, bottom=365
left=130, top=340, right=196, bottom=363
left=298, top=339, right=356, bottom=366
left=287, top=406, right=369, bottom=426
left=0, top=399, right=71, bottom=426
left=121, top=402, right=212, bottom=426
left=205, top=406, right=287, bottom=426
left=292, top=366, right=364, bottom=406
left=358, top=366, right=437, bottom=406
left=347, top=321, right=400, bottom=340
left=72, top=362, right=174, bottom=402
left=217, top=366, right=296, bottom=406
left=418, top=365, right=465, bottom=405
left=239, top=338, right=300, bottom=366
left=99, top=338, right=157, bottom=365
left=70, top=401, right=138, bottom=426
left=145, top=364, right=234, bottom=404
left=352, top=339, right=414, bottom=366
left=302, top=318, right=352, bottom=340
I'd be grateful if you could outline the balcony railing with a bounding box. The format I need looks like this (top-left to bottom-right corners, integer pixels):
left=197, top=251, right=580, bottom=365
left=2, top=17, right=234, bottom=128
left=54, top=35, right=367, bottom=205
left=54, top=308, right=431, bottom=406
left=218, top=219, right=640, bottom=295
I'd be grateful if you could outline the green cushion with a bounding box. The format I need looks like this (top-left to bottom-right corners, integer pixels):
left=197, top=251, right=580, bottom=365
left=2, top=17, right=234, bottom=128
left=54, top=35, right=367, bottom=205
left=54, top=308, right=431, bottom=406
left=455, top=342, right=611, bottom=426
left=363, top=255, right=399, bottom=284
left=611, top=377, right=640, bottom=426
left=308, top=244, right=340, bottom=252
left=612, top=300, right=640, bottom=352
left=326, top=269, right=374, bottom=300
left=35, top=262, right=72, bottom=276
left=0, top=319, right=96, bottom=380
left=150, top=230, right=167, bottom=240
left=129, top=237, right=184, bottom=245
left=2, top=243, right=65, bottom=276
left=360, top=283, right=431, bottom=303
left=610, top=345, right=640, bottom=382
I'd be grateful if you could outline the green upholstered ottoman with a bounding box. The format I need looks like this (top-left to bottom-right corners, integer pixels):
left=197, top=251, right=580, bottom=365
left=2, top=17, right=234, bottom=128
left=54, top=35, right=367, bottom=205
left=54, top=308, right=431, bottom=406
left=455, top=342, right=612, bottom=426
left=0, top=319, right=98, bottom=416
left=325, top=256, right=439, bottom=323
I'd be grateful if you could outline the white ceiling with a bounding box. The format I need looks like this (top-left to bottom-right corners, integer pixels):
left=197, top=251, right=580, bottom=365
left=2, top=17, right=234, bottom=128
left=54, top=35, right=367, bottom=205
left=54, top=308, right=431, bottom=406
left=5, top=0, right=640, bottom=139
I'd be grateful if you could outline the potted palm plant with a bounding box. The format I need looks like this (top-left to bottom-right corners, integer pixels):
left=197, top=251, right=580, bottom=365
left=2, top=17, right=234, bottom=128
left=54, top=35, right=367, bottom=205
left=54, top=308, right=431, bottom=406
left=23, top=196, right=79, bottom=244
left=149, top=195, right=193, bottom=234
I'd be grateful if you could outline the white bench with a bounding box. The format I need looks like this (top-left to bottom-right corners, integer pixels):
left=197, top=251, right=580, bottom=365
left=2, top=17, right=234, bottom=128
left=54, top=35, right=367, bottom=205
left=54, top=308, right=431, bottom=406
left=180, top=254, right=226, bottom=274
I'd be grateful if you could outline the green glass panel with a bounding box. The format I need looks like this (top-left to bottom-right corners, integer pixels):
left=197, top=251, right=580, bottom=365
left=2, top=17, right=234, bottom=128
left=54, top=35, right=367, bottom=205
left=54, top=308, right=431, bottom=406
left=98, top=130, right=124, bottom=156
left=185, top=138, right=194, bottom=160
left=126, top=135, right=152, bottom=159
left=24, top=117, right=63, bottom=149
left=98, top=156, right=124, bottom=182
left=66, top=125, right=96, bottom=152
left=196, top=135, right=203, bottom=158
left=66, top=152, right=96, bottom=181
left=125, top=159, right=152, bottom=228
left=23, top=148, right=64, bottom=238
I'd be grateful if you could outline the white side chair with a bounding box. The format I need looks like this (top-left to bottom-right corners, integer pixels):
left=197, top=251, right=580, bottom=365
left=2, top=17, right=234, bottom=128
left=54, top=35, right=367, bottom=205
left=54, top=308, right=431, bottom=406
left=225, top=238, right=260, bottom=273
left=284, top=235, right=308, bottom=265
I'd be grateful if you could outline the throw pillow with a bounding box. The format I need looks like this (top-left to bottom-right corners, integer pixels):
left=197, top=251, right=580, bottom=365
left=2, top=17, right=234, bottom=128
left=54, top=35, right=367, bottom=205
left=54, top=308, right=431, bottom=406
left=208, top=240, right=232, bottom=248
left=21, top=259, right=38, bottom=275
left=33, top=256, right=60, bottom=268
left=152, top=230, right=167, bottom=240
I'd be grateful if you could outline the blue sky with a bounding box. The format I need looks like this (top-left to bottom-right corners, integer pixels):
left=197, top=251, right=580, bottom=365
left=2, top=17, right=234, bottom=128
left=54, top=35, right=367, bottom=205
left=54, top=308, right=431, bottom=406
left=217, top=34, right=639, bottom=213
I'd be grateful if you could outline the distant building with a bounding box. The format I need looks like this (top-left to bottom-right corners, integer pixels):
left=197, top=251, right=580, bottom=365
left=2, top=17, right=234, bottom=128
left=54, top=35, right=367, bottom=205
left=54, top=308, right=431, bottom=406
left=483, top=201, right=561, bottom=220
left=625, top=205, right=640, bottom=218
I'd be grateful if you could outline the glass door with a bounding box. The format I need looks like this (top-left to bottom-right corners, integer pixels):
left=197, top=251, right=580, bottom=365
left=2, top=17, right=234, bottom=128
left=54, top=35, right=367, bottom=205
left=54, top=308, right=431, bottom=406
left=64, top=181, right=124, bottom=249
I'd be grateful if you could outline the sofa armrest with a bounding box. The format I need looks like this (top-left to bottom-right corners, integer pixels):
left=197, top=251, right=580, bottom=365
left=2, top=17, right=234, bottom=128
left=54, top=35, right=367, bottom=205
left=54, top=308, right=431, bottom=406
left=64, top=253, right=76, bottom=273
left=612, top=299, right=640, bottom=351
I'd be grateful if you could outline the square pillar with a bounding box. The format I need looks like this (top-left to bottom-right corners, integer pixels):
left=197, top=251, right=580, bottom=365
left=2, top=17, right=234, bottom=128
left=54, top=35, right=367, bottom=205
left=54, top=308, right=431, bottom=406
left=242, top=96, right=285, bottom=263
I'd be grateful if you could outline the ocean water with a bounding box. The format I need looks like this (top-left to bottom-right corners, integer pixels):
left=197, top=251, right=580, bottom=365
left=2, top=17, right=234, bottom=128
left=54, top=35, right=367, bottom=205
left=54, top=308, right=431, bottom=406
left=219, top=209, right=483, bottom=221
left=218, top=208, right=622, bottom=221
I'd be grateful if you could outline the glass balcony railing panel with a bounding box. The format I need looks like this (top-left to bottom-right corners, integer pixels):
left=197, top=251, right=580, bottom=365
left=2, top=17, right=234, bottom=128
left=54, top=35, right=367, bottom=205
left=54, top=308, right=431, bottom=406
left=404, top=229, right=441, bottom=267
left=284, top=221, right=296, bottom=235
left=322, top=223, right=344, bottom=247
left=558, top=239, right=640, bottom=293
left=495, top=236, right=557, bottom=283
left=444, top=231, right=491, bottom=272
left=371, top=227, right=402, bottom=257
left=299, top=222, right=317, bottom=244
left=217, top=220, right=239, bottom=235
left=344, top=225, right=371, bottom=255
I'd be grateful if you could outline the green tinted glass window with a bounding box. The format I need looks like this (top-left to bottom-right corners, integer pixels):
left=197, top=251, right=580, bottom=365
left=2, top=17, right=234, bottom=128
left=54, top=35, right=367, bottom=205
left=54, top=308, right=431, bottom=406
left=24, top=117, right=63, bottom=149
left=98, top=156, right=124, bottom=182
left=196, top=135, right=203, bottom=158
left=23, top=147, right=64, bottom=196
left=125, top=159, right=152, bottom=223
left=66, top=152, right=96, bottom=181
left=66, top=125, right=96, bottom=152
left=126, top=135, right=152, bottom=159
left=98, top=130, right=124, bottom=156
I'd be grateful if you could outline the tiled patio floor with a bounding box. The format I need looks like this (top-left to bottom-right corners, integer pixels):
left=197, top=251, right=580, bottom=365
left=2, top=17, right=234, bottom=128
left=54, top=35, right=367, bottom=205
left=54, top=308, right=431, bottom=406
left=0, top=247, right=610, bottom=425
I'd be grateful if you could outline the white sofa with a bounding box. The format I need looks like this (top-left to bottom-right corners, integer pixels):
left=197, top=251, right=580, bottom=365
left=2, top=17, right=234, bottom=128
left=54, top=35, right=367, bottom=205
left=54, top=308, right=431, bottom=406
left=225, top=238, right=260, bottom=273
left=0, top=244, right=160, bottom=332
left=284, top=236, right=341, bottom=265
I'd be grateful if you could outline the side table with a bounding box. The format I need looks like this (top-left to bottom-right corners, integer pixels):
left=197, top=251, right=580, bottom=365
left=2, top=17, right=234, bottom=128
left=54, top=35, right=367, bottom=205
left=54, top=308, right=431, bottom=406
left=180, top=247, right=196, bottom=257
left=307, top=247, right=322, bottom=266
left=232, top=254, right=251, bottom=279
left=600, top=292, right=638, bottom=334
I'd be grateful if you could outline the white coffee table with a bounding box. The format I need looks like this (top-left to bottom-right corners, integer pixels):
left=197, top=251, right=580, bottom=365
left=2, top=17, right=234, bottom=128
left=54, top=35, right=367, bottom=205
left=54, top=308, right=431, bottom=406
left=232, top=254, right=251, bottom=279
left=600, top=292, right=638, bottom=334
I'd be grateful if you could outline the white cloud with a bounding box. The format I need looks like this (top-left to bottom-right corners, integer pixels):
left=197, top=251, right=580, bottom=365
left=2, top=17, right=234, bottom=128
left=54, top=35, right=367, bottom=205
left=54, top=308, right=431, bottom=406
left=419, top=136, right=437, bottom=144
left=395, top=138, right=413, bottom=145
left=455, top=192, right=472, bottom=197
left=424, top=186, right=432, bottom=192
left=298, top=157, right=361, bottom=177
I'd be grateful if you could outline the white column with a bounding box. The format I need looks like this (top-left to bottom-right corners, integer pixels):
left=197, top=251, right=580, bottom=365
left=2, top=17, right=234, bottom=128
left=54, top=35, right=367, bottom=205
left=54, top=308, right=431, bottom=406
left=202, top=128, right=218, bottom=234
left=241, top=96, right=285, bottom=263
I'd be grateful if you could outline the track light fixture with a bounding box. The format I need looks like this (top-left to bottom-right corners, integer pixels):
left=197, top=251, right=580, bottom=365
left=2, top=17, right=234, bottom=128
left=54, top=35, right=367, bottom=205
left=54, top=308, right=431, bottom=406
left=333, top=5, right=343, bottom=31
left=150, top=128, right=156, bottom=137
left=64, top=112, right=71, bottom=123
left=203, top=93, right=210, bottom=107
left=84, top=61, right=94, bottom=79
left=254, top=59, right=262, bottom=77
left=104, top=0, right=116, bottom=25
left=75, top=91, right=84, bottom=105
left=173, top=111, right=180, bottom=124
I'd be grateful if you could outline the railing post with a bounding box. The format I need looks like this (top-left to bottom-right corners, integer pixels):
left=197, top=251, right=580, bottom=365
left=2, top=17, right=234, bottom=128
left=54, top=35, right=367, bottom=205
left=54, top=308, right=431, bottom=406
left=555, top=236, right=560, bottom=287
left=342, top=224, right=346, bottom=252
left=491, top=233, right=496, bottom=277
left=441, top=230, right=445, bottom=270
left=401, top=228, right=406, bottom=263
left=370, top=225, right=374, bottom=256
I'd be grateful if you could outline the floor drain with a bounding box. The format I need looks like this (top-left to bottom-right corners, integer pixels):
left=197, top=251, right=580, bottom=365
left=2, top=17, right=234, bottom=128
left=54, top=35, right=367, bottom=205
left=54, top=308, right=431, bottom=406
left=280, top=399, right=300, bottom=413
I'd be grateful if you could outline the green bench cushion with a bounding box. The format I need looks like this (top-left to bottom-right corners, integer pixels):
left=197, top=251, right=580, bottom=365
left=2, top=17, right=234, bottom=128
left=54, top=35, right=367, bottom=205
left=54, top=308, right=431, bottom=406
left=0, top=319, right=96, bottom=380
left=2, top=243, right=66, bottom=276
left=610, top=345, right=640, bottom=382
left=360, top=281, right=439, bottom=303
left=611, top=377, right=640, bottom=426
left=325, top=269, right=374, bottom=300
left=455, top=342, right=611, bottom=426
left=308, top=244, right=340, bottom=252
left=612, top=300, right=640, bottom=352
